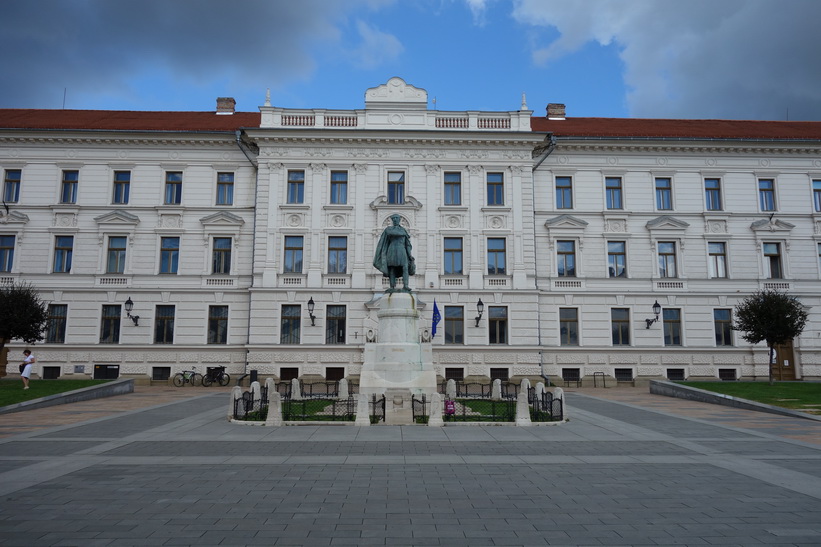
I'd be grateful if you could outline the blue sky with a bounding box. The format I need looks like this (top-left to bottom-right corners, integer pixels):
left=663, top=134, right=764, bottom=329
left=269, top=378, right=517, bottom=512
left=2, top=0, right=820, bottom=120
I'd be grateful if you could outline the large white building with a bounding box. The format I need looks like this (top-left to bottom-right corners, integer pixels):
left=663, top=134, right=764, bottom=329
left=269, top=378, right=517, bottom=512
left=2, top=78, right=821, bottom=384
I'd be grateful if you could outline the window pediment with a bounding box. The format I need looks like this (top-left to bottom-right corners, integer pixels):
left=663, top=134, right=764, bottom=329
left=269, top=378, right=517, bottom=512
left=94, top=210, right=140, bottom=226
left=0, top=210, right=29, bottom=225
left=369, top=194, right=423, bottom=210
left=544, top=214, right=589, bottom=230
left=646, top=215, right=690, bottom=232
left=751, top=218, right=794, bottom=233
left=199, top=211, right=245, bottom=228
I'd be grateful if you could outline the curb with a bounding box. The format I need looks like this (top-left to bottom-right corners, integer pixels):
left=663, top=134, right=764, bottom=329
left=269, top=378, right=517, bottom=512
left=0, top=379, right=135, bottom=415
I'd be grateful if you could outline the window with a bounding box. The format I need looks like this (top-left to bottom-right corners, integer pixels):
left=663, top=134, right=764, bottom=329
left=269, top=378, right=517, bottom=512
left=705, top=178, right=722, bottom=211
left=445, top=368, right=464, bottom=381
left=444, top=306, right=464, bottom=344
left=159, top=237, right=179, bottom=274
left=444, top=172, right=461, bottom=205
left=759, top=179, right=775, bottom=211
left=608, top=241, right=626, bottom=278
left=112, top=171, right=130, bottom=204
left=212, top=237, right=231, bottom=274
left=556, top=240, right=576, bottom=277
left=287, top=170, right=304, bottom=204
left=280, top=304, right=301, bottom=344
left=444, top=237, right=463, bottom=275
left=3, top=169, right=21, bottom=203
left=46, top=304, right=67, bottom=343
left=100, top=305, right=121, bottom=344
left=164, top=171, right=182, bottom=204
left=0, top=235, right=14, bottom=272
left=207, top=305, right=228, bottom=344
left=60, top=170, right=78, bottom=204
left=387, top=171, right=405, bottom=204
left=814, top=180, right=821, bottom=212
left=216, top=172, right=234, bottom=205
left=611, top=308, right=630, bottom=346
left=605, top=177, right=622, bottom=209
left=556, top=176, right=572, bottom=209
left=154, top=305, right=175, bottom=344
left=655, top=177, right=672, bottom=210
left=663, top=308, right=682, bottom=346
left=487, top=238, right=506, bottom=275
left=658, top=241, right=677, bottom=278
left=330, top=171, right=348, bottom=204
left=559, top=308, right=579, bottom=346
left=326, top=305, right=346, bottom=344
left=490, top=368, right=509, bottom=381
left=328, top=236, right=347, bottom=274
left=106, top=236, right=127, bottom=274
left=763, top=242, right=782, bottom=279
left=488, top=306, right=507, bottom=344
left=284, top=236, right=304, bottom=273
left=487, top=172, right=504, bottom=206
left=53, top=236, right=73, bottom=273
left=714, top=309, right=733, bottom=346
left=708, top=242, right=727, bottom=278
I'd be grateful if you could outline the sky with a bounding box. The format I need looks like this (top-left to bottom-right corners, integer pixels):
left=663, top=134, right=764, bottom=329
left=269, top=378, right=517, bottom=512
left=2, top=0, right=821, bottom=121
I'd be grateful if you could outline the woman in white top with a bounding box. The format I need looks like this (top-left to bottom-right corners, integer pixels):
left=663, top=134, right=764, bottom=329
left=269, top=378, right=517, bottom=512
left=20, top=349, right=35, bottom=390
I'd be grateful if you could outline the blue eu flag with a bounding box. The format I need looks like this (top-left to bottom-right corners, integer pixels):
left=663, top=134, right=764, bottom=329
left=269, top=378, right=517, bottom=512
left=432, top=299, right=441, bottom=338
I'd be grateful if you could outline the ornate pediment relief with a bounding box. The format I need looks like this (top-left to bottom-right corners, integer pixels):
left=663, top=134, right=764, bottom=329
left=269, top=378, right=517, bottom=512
left=750, top=218, right=795, bottom=233
left=544, top=214, right=589, bottom=230
left=94, top=210, right=140, bottom=226
left=0, top=210, right=29, bottom=225
left=199, top=211, right=245, bottom=228
left=369, top=195, right=423, bottom=210
left=646, top=215, right=690, bottom=231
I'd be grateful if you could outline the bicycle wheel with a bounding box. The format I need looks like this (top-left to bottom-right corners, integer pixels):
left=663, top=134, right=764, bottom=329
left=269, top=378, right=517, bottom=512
left=191, top=373, right=203, bottom=387
left=172, top=373, right=184, bottom=387
left=218, top=373, right=231, bottom=387
left=201, top=375, right=213, bottom=387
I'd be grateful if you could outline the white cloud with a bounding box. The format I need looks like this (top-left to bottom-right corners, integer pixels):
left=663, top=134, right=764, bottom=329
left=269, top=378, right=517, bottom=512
left=348, top=20, right=404, bottom=69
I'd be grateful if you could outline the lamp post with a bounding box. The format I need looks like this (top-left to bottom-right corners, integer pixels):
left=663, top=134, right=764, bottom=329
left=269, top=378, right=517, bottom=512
left=307, top=297, right=316, bottom=326
left=474, top=298, right=485, bottom=327
left=124, top=297, right=140, bottom=326
left=645, top=300, right=661, bottom=329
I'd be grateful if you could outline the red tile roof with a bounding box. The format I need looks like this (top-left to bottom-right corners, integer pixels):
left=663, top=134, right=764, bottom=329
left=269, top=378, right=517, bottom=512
left=0, top=109, right=260, bottom=132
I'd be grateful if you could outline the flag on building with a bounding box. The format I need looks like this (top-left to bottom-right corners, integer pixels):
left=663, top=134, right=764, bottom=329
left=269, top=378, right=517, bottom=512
left=432, top=299, right=441, bottom=338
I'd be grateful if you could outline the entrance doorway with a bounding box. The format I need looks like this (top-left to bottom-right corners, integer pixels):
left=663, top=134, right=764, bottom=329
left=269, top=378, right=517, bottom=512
left=772, top=340, right=796, bottom=381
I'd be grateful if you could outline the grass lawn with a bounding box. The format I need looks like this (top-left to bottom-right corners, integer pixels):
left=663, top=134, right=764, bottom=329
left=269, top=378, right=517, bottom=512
left=679, top=381, right=821, bottom=415
left=0, top=378, right=110, bottom=408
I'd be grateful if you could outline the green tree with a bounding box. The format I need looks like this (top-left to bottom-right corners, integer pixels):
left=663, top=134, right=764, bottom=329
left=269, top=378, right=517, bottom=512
left=733, top=290, right=808, bottom=384
left=0, top=281, right=48, bottom=376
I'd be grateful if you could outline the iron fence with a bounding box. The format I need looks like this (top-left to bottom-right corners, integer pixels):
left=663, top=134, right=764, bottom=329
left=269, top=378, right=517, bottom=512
left=233, top=390, right=269, bottom=421
left=444, top=398, right=516, bottom=422
left=369, top=394, right=386, bottom=423
left=529, top=392, right=564, bottom=422
left=412, top=394, right=429, bottom=424
left=283, top=396, right=355, bottom=421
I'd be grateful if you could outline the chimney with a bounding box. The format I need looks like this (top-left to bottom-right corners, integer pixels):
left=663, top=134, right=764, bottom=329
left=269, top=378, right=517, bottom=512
left=216, top=97, right=236, bottom=115
left=547, top=103, right=566, bottom=120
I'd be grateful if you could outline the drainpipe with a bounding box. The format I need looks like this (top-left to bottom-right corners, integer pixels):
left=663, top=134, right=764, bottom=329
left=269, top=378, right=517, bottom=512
left=235, top=130, right=258, bottom=378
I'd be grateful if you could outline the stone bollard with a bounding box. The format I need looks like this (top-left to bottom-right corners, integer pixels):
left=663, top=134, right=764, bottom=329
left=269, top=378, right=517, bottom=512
left=291, top=378, right=302, bottom=400
left=338, top=378, right=349, bottom=400
left=491, top=378, right=502, bottom=400
left=354, top=393, right=371, bottom=426
left=446, top=378, right=456, bottom=399
left=250, top=380, right=261, bottom=401
left=229, top=385, right=243, bottom=420
left=552, top=386, right=566, bottom=419
left=265, top=390, right=283, bottom=426
left=520, top=377, right=531, bottom=392
left=428, top=392, right=444, bottom=427
left=515, top=389, right=532, bottom=426
left=535, top=382, right=545, bottom=399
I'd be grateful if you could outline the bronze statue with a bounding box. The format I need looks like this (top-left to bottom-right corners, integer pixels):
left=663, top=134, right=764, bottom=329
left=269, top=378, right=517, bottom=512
left=373, top=214, right=415, bottom=291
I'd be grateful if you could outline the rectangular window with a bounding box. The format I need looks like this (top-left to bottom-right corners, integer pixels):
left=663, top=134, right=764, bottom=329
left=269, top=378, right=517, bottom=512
left=488, top=306, right=507, bottom=344
left=46, top=304, right=68, bottom=343
left=53, top=235, right=73, bottom=273
left=658, top=241, right=677, bottom=278
left=280, top=304, right=301, bottom=344
left=714, top=309, right=733, bottom=347
left=444, top=306, right=464, bottom=344
left=60, top=170, right=79, bottom=204
left=655, top=177, right=672, bottom=210
left=663, top=308, right=682, bottom=346
left=106, top=236, right=127, bottom=274
left=216, top=172, right=234, bottom=205
left=154, top=305, right=175, bottom=344
left=444, top=237, right=463, bottom=275
left=159, top=237, right=179, bottom=274
left=814, top=180, right=821, bottom=212
left=326, top=305, right=346, bottom=344
left=487, top=238, right=506, bottom=275
left=328, top=236, right=347, bottom=274
left=112, top=171, right=130, bottom=204
left=708, top=242, right=727, bottom=278
left=330, top=171, right=348, bottom=204
left=605, top=177, right=622, bottom=209
left=487, top=172, right=504, bottom=206
left=607, top=241, right=626, bottom=278
left=100, top=305, right=121, bottom=344
left=164, top=171, right=182, bottom=205
left=556, top=176, right=572, bottom=209
left=284, top=236, right=304, bottom=273
left=764, top=242, right=782, bottom=279
left=0, top=235, right=14, bottom=272
left=611, top=308, right=630, bottom=346
left=212, top=237, right=232, bottom=274
left=557, top=240, right=576, bottom=277
left=705, top=178, right=722, bottom=211
left=287, top=170, right=305, bottom=204
left=759, top=179, right=776, bottom=211
left=3, top=169, right=21, bottom=203
left=559, top=308, right=579, bottom=346
left=444, top=172, right=461, bottom=206
left=387, top=171, right=405, bottom=204
left=207, top=305, right=228, bottom=344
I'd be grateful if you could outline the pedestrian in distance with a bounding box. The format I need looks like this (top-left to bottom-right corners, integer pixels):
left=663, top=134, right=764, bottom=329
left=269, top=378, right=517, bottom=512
left=20, top=349, right=35, bottom=390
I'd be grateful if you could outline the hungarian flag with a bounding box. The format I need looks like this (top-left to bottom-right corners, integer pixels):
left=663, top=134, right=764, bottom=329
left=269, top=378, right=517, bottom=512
left=431, top=299, right=441, bottom=338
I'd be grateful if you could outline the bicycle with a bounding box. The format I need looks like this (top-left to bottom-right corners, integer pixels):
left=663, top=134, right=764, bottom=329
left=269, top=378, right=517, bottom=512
left=202, top=366, right=231, bottom=387
left=172, top=367, right=203, bottom=387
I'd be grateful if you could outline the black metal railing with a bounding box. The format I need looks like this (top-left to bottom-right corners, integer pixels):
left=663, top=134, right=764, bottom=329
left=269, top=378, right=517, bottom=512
left=529, top=391, right=564, bottom=422
left=233, top=390, right=269, bottom=421
left=412, top=394, right=429, bottom=424
left=369, top=394, right=385, bottom=423
left=444, top=398, right=516, bottom=422
left=282, top=396, right=355, bottom=421
left=301, top=381, right=340, bottom=398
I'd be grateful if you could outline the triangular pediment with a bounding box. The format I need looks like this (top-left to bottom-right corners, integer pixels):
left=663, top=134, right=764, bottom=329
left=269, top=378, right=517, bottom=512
left=0, top=210, right=30, bottom=225
left=544, top=214, right=589, bottom=229
left=94, top=210, right=140, bottom=225
left=646, top=215, right=690, bottom=230
left=369, top=194, right=423, bottom=210
left=751, top=218, right=795, bottom=232
left=199, top=211, right=245, bottom=227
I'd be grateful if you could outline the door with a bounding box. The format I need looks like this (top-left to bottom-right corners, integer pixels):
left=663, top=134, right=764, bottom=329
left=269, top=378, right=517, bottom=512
left=772, top=340, right=796, bottom=381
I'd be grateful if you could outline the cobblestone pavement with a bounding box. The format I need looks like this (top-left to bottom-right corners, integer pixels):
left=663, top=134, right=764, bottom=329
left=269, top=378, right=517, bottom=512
left=1, top=386, right=820, bottom=546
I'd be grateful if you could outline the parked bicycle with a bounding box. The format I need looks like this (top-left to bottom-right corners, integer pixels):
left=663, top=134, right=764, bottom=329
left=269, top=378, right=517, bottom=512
left=202, top=366, right=231, bottom=387
left=172, top=367, right=203, bottom=387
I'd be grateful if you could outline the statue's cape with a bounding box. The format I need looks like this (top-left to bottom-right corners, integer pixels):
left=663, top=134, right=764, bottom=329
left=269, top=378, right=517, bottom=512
left=373, top=230, right=390, bottom=276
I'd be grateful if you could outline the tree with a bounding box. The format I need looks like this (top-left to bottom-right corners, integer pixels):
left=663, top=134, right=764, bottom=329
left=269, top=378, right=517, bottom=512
left=0, top=281, right=48, bottom=376
left=733, top=290, right=808, bottom=384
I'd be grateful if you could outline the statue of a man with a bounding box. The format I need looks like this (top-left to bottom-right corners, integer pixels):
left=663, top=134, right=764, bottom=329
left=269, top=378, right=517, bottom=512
left=373, top=214, right=415, bottom=291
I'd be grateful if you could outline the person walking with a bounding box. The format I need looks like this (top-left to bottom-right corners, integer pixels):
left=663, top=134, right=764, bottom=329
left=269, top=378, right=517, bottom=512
left=20, top=349, right=35, bottom=390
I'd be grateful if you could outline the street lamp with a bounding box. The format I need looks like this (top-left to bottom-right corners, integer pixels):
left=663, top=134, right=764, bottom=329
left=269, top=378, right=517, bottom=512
left=124, top=297, right=140, bottom=326
left=474, top=298, right=485, bottom=327
left=645, top=300, right=661, bottom=329
left=307, top=297, right=316, bottom=326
